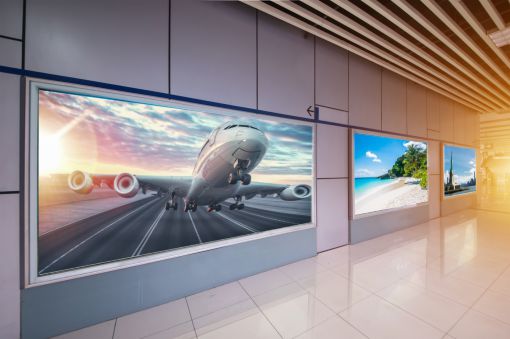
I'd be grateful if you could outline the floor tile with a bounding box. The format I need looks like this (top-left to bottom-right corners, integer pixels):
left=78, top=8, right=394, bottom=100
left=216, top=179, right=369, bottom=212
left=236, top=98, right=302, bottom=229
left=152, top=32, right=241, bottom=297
left=279, top=258, right=327, bottom=281
left=340, top=295, right=444, bottom=339
left=114, top=299, right=190, bottom=339
left=294, top=316, right=366, bottom=339
left=473, top=290, right=510, bottom=325
left=253, top=282, right=335, bottom=338
left=143, top=322, right=196, bottom=339
left=314, top=246, right=350, bottom=269
left=239, top=268, right=293, bottom=297
left=298, top=270, right=371, bottom=312
left=186, top=282, right=249, bottom=319
left=378, top=280, right=468, bottom=331
left=192, top=299, right=279, bottom=339
left=334, top=256, right=419, bottom=293
left=448, top=257, right=508, bottom=288
left=405, top=268, right=485, bottom=306
left=193, top=299, right=256, bottom=336
left=490, top=267, right=510, bottom=297
left=53, top=320, right=115, bottom=339
left=449, top=310, right=510, bottom=339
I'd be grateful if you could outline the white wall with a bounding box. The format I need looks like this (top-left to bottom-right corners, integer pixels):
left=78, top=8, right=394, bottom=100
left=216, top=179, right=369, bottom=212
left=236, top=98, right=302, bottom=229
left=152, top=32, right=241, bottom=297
left=0, top=0, right=481, bottom=337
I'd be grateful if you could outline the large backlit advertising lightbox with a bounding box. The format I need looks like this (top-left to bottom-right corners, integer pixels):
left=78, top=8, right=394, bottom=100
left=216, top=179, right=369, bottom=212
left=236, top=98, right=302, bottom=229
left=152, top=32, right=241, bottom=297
left=353, top=132, right=429, bottom=216
left=443, top=144, right=477, bottom=197
left=25, top=81, right=314, bottom=284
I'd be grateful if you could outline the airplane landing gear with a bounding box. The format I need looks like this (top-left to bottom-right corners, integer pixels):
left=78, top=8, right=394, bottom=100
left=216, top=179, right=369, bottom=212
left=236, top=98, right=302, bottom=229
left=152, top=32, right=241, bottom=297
left=227, top=173, right=251, bottom=185
left=166, top=192, right=178, bottom=211
left=229, top=196, right=245, bottom=210
left=241, top=174, right=251, bottom=185
left=166, top=201, right=178, bottom=210
left=228, top=159, right=251, bottom=185
left=184, top=201, right=197, bottom=212
left=229, top=203, right=245, bottom=210
left=207, top=204, right=222, bottom=212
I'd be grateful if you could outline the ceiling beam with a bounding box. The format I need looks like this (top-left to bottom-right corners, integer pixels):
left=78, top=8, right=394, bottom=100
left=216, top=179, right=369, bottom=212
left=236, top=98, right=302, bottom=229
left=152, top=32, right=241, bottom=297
left=357, top=0, right=506, bottom=109
left=239, top=0, right=484, bottom=112
left=450, top=0, right=510, bottom=72
left=479, top=0, right=506, bottom=30
left=422, top=0, right=510, bottom=88
left=285, top=0, right=491, bottom=111
left=394, top=0, right=510, bottom=107
left=305, top=0, right=495, bottom=111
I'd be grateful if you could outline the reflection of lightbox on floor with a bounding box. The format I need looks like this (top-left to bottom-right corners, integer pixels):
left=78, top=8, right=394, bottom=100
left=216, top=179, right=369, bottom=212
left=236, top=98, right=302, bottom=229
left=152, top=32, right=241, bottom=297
left=352, top=131, right=429, bottom=217
left=443, top=144, right=477, bottom=197
left=25, top=80, right=315, bottom=285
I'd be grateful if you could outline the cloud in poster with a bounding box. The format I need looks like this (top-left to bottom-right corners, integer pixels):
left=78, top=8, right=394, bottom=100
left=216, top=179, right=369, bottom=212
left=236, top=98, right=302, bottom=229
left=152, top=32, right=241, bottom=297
left=38, top=90, right=313, bottom=183
left=403, top=141, right=427, bottom=149
left=365, top=151, right=381, bottom=163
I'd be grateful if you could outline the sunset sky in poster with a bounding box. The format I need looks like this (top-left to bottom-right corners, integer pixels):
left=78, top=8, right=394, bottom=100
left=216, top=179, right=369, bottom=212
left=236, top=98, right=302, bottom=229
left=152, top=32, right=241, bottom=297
left=38, top=90, right=313, bottom=185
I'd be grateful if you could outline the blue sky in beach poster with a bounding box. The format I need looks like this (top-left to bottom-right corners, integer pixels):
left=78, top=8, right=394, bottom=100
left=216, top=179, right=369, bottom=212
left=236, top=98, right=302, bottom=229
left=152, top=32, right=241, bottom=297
left=354, top=133, right=427, bottom=178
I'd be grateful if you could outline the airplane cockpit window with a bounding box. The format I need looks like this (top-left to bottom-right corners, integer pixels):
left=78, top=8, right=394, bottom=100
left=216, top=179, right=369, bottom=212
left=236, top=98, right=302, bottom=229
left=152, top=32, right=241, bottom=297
left=239, top=124, right=260, bottom=131
left=223, top=124, right=260, bottom=131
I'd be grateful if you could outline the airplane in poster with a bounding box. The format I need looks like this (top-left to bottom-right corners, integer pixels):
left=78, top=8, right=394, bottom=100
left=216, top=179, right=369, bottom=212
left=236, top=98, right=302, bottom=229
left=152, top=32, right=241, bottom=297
left=67, top=119, right=312, bottom=213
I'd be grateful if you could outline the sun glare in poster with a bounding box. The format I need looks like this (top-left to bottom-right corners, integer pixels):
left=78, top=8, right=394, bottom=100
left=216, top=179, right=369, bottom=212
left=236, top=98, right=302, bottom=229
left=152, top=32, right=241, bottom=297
left=353, top=132, right=429, bottom=216
left=36, top=88, right=313, bottom=275
left=443, top=145, right=476, bottom=197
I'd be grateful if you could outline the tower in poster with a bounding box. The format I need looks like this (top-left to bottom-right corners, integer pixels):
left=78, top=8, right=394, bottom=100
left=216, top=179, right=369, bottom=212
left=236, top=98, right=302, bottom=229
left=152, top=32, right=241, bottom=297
left=443, top=145, right=476, bottom=196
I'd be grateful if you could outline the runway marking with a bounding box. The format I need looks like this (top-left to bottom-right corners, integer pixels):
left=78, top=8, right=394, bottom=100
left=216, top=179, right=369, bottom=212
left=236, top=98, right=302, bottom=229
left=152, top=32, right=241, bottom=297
left=39, top=198, right=161, bottom=274
left=220, top=204, right=295, bottom=224
left=187, top=212, right=203, bottom=243
left=216, top=212, right=257, bottom=233
left=132, top=207, right=166, bottom=257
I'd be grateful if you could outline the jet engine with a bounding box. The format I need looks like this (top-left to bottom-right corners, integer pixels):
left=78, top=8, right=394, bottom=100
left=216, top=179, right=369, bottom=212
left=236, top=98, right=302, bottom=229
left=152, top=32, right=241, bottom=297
left=279, top=185, right=312, bottom=201
left=114, top=173, right=140, bottom=198
left=68, top=170, right=94, bottom=194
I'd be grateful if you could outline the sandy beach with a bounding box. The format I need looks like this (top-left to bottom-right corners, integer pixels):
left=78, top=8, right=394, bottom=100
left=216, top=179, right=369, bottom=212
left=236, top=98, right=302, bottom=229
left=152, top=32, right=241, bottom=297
left=355, top=178, right=428, bottom=215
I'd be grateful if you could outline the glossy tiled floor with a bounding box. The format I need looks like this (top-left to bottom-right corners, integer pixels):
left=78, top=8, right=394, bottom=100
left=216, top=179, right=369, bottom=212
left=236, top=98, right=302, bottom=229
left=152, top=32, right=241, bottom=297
left=54, top=209, right=510, bottom=339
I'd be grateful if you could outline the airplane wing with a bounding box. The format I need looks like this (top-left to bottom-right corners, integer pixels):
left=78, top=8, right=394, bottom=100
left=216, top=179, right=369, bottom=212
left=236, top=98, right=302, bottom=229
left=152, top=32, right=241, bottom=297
left=235, top=182, right=312, bottom=201
left=67, top=170, right=192, bottom=197
left=136, top=175, right=192, bottom=197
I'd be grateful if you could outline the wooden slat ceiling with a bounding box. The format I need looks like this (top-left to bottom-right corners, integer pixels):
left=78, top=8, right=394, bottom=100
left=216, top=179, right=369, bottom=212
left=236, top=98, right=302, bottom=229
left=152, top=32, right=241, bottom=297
left=241, top=0, right=510, bottom=114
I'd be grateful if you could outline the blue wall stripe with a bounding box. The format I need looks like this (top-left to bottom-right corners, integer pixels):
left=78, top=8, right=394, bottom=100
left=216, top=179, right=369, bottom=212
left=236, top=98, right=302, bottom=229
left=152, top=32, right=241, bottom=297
left=0, top=65, right=320, bottom=123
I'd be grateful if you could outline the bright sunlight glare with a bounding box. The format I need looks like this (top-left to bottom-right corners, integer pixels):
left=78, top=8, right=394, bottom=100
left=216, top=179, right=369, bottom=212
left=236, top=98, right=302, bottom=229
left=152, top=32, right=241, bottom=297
left=39, top=132, right=63, bottom=176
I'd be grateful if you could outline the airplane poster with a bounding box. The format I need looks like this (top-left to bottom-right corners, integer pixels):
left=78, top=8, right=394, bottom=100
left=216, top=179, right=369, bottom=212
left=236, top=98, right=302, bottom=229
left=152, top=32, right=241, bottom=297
left=36, top=88, right=313, bottom=275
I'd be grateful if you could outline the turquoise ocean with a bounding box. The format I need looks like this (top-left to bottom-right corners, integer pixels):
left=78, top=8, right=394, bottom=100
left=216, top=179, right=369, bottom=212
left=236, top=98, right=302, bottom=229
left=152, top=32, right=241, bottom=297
left=354, top=177, right=397, bottom=199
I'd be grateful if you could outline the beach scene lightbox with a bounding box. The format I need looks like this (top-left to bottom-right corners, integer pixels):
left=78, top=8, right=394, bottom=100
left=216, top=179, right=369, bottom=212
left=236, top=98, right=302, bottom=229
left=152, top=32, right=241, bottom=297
left=353, top=132, right=429, bottom=216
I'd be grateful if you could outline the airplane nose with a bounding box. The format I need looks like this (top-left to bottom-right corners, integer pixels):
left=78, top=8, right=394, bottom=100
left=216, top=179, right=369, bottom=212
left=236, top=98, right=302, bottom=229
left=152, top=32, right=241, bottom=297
left=238, top=132, right=268, bottom=152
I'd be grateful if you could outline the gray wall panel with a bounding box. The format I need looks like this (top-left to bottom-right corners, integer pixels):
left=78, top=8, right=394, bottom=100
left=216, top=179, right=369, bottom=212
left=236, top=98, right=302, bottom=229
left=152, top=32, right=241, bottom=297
left=316, top=179, right=348, bottom=252
left=0, top=0, right=23, bottom=39
left=22, top=227, right=316, bottom=338
left=258, top=13, right=314, bottom=118
left=0, top=37, right=22, bottom=68
left=0, top=73, right=20, bottom=192
left=26, top=0, right=169, bottom=92
left=348, top=54, right=382, bottom=130
left=316, top=124, right=348, bottom=178
left=170, top=0, right=257, bottom=108
left=350, top=205, right=430, bottom=244
left=381, top=70, right=406, bottom=135
left=407, top=81, right=427, bottom=138
left=0, top=194, right=20, bottom=339
left=315, top=38, right=348, bottom=111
